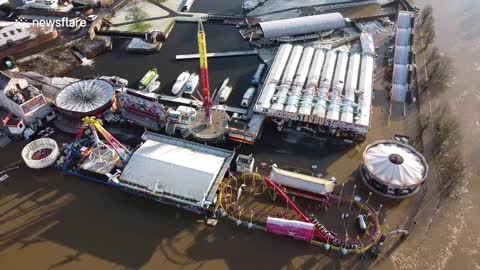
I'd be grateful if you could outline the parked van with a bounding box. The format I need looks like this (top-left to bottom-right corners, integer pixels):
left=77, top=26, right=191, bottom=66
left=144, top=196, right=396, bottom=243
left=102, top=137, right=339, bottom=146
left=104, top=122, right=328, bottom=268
left=241, top=87, right=256, bottom=108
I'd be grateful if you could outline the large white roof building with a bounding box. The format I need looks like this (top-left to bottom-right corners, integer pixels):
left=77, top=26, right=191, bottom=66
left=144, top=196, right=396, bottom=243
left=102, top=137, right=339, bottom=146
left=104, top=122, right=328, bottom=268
left=259, top=13, right=345, bottom=39
left=254, top=43, right=375, bottom=136
left=120, top=132, right=234, bottom=209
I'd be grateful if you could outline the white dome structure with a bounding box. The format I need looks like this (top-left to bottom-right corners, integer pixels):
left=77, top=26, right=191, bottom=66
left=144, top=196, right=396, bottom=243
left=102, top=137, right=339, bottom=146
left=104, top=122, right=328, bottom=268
left=360, top=140, right=428, bottom=198
left=22, top=138, right=60, bottom=169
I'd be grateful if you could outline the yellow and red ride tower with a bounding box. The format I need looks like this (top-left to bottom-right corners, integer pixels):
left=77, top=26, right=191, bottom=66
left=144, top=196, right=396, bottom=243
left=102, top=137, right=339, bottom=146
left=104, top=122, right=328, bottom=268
left=184, top=20, right=229, bottom=144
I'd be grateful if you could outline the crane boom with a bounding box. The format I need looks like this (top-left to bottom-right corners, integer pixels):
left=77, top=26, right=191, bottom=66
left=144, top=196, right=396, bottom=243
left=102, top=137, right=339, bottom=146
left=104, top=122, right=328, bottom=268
left=197, top=20, right=212, bottom=126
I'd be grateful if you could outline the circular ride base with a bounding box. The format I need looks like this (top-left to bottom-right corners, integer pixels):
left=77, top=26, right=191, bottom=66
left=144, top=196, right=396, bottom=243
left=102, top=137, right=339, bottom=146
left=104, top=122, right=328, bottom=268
left=184, top=109, right=229, bottom=144
left=359, top=164, right=421, bottom=199
left=53, top=114, right=83, bottom=134
left=22, top=138, right=60, bottom=169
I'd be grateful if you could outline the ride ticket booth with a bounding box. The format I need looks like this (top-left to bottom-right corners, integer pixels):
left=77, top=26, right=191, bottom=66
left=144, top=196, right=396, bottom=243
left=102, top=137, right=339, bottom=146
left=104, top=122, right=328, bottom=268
left=2, top=113, right=26, bottom=136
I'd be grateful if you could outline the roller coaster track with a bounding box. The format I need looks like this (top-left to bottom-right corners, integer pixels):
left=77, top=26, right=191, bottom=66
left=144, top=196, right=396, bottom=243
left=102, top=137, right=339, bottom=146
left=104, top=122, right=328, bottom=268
left=262, top=176, right=331, bottom=243
left=225, top=173, right=381, bottom=252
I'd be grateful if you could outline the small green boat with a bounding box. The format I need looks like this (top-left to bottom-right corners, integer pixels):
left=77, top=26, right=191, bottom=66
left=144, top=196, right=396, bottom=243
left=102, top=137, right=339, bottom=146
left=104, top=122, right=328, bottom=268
left=139, top=68, right=159, bottom=90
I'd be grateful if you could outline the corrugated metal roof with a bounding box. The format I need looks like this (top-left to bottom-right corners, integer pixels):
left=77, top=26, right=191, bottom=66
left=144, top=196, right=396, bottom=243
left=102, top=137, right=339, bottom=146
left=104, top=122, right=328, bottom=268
left=259, top=13, right=345, bottom=39
left=120, top=134, right=233, bottom=205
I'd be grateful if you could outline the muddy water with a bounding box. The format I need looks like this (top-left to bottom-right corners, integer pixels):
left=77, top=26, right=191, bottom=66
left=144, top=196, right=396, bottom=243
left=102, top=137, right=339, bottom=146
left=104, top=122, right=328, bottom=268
left=1, top=0, right=480, bottom=269
left=389, top=1, right=480, bottom=270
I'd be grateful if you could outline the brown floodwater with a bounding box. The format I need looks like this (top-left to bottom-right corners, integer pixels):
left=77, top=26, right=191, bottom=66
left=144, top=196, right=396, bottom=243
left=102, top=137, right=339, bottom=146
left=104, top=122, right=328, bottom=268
left=389, top=1, right=480, bottom=270
left=1, top=0, right=479, bottom=269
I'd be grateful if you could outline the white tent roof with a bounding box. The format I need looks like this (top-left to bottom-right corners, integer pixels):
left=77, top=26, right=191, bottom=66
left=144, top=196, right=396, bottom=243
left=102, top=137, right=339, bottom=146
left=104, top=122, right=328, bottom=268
left=391, top=83, right=408, bottom=102
left=392, top=64, right=409, bottom=84
left=120, top=133, right=233, bottom=205
left=363, top=140, right=428, bottom=188
left=395, top=29, right=410, bottom=46
left=397, top=11, right=412, bottom=29
left=394, top=46, right=409, bottom=65
left=259, top=13, right=345, bottom=39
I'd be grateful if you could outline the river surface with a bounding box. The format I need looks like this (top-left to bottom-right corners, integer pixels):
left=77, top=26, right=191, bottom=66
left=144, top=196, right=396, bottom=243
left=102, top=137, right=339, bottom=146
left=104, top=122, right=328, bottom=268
left=389, top=0, right=480, bottom=270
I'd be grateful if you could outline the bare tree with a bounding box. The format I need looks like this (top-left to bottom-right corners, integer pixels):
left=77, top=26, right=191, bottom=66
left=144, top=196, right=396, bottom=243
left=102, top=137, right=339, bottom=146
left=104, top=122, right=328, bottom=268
left=424, top=56, right=454, bottom=94
left=125, top=0, right=152, bottom=32
left=433, top=105, right=467, bottom=198
left=433, top=104, right=468, bottom=197
left=419, top=18, right=435, bottom=51
left=418, top=4, right=433, bottom=28
left=417, top=4, right=435, bottom=52
left=425, top=46, right=440, bottom=66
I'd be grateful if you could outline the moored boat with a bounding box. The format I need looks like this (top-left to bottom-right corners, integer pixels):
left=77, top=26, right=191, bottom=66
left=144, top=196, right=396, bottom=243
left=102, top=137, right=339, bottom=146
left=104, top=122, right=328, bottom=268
left=218, top=84, right=233, bottom=103
left=147, top=80, right=161, bottom=93
left=139, top=68, right=159, bottom=90
left=172, top=71, right=190, bottom=95
left=184, top=73, right=199, bottom=95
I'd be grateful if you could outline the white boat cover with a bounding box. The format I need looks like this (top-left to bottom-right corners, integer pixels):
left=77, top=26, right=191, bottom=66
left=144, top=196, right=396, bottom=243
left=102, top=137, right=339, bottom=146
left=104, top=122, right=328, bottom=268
left=363, top=140, right=428, bottom=188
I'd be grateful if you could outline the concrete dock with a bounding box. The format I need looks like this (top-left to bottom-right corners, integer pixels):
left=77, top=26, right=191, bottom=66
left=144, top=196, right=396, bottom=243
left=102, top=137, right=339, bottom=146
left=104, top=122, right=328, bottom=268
left=127, top=89, right=248, bottom=114
left=176, top=50, right=258, bottom=60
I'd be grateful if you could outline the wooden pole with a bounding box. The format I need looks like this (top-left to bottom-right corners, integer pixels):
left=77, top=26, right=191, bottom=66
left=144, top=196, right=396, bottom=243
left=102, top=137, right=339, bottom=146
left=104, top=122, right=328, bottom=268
left=349, top=185, right=357, bottom=212
left=338, top=183, right=345, bottom=208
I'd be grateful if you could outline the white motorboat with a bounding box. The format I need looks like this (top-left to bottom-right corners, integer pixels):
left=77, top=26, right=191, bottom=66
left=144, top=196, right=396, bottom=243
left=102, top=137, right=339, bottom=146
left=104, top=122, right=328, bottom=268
left=172, top=71, right=190, bottom=95
left=184, top=73, right=199, bottom=95
left=147, top=80, right=161, bottom=93
left=218, top=84, right=233, bottom=103
left=22, top=0, right=59, bottom=10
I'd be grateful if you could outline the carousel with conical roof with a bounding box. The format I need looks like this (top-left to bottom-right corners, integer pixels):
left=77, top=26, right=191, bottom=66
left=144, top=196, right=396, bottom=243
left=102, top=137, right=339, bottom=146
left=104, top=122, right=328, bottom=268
left=360, top=140, right=428, bottom=199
